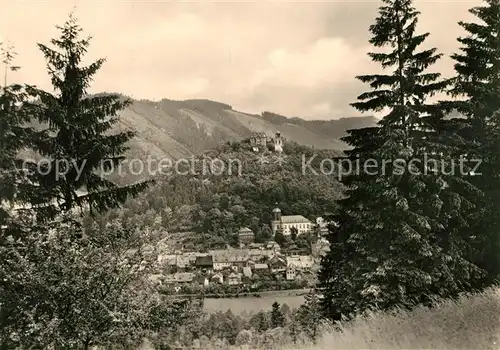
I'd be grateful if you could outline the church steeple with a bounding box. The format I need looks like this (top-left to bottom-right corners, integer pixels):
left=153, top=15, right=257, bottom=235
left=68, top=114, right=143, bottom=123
left=272, top=207, right=281, bottom=221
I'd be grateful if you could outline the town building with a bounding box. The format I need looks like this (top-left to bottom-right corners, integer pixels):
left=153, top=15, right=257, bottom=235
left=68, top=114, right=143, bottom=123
left=268, top=255, right=287, bottom=273
left=158, top=254, right=176, bottom=266
left=238, top=227, right=255, bottom=245
left=247, top=131, right=284, bottom=153
left=211, top=272, right=224, bottom=284
left=286, top=255, right=314, bottom=270
left=265, top=241, right=281, bottom=252
left=286, top=267, right=296, bottom=281
left=316, top=217, right=330, bottom=236
left=210, top=249, right=250, bottom=271
left=270, top=207, right=313, bottom=235
left=242, top=266, right=253, bottom=278
left=195, top=255, right=214, bottom=270
left=227, top=272, right=242, bottom=285
left=312, top=238, right=330, bottom=258
left=254, top=263, right=269, bottom=271
left=163, top=272, right=195, bottom=285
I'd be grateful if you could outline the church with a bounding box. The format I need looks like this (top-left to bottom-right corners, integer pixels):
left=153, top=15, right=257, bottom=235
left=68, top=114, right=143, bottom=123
left=270, top=207, right=312, bottom=236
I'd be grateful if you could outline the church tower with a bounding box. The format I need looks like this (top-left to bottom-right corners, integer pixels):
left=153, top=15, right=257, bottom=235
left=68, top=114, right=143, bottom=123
left=271, top=207, right=282, bottom=235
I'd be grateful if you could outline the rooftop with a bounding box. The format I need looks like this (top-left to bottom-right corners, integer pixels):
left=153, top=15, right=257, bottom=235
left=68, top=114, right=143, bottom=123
left=238, top=227, right=254, bottom=234
left=195, top=255, right=213, bottom=266
left=164, top=273, right=195, bottom=283
left=210, top=249, right=250, bottom=262
left=254, top=263, right=269, bottom=269
left=281, top=215, right=311, bottom=224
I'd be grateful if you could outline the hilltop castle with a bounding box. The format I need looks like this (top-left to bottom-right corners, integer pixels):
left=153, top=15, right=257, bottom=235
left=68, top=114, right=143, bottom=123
left=249, top=131, right=283, bottom=153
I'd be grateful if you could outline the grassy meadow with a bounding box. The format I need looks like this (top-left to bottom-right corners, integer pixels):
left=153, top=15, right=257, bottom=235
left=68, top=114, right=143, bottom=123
left=137, top=287, right=500, bottom=349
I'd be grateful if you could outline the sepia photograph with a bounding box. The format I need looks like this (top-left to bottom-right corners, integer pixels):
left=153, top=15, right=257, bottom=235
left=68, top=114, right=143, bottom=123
left=0, top=0, right=499, bottom=348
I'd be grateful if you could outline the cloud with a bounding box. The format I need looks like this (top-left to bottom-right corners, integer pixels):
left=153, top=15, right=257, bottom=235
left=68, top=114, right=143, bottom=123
left=235, top=37, right=375, bottom=118
left=0, top=0, right=485, bottom=120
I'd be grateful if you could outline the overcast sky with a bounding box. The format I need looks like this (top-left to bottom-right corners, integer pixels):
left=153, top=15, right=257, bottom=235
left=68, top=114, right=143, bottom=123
left=1, top=0, right=482, bottom=120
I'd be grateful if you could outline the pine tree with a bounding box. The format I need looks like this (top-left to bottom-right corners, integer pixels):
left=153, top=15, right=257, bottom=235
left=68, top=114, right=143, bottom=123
left=318, top=0, right=482, bottom=321
left=449, top=0, right=500, bottom=121
left=270, top=301, right=284, bottom=328
left=25, top=14, right=149, bottom=218
left=250, top=310, right=269, bottom=332
left=0, top=43, right=38, bottom=226
left=290, top=226, right=298, bottom=241
left=447, top=0, right=500, bottom=287
left=296, top=289, right=322, bottom=343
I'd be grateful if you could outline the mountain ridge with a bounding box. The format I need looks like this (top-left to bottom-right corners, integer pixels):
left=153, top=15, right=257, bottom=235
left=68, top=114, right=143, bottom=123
left=115, top=96, right=377, bottom=153
left=109, top=96, right=378, bottom=183
left=22, top=94, right=378, bottom=184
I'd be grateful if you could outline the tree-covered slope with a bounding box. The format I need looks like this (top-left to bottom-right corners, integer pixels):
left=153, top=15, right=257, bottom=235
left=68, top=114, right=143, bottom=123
left=95, top=140, right=345, bottom=250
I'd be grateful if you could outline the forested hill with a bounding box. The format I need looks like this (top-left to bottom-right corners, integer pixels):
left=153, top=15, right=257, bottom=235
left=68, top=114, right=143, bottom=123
left=91, top=140, right=344, bottom=250
left=116, top=97, right=377, bottom=157
left=108, top=98, right=376, bottom=183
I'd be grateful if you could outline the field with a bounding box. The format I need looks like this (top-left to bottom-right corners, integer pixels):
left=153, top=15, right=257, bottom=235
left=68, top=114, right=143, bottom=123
left=203, top=293, right=306, bottom=313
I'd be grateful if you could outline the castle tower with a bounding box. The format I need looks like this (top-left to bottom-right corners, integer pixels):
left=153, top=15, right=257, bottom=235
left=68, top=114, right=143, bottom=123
left=274, top=131, right=283, bottom=153
left=271, top=207, right=282, bottom=234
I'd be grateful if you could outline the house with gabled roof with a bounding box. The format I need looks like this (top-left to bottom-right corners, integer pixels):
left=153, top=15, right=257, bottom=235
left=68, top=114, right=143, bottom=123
left=238, top=227, right=255, bottom=245
left=210, top=249, right=250, bottom=271
left=266, top=241, right=281, bottom=251
left=268, top=255, right=287, bottom=273
left=211, top=272, right=224, bottom=284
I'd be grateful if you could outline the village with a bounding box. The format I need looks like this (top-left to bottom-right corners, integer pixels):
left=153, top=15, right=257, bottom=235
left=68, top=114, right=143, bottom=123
left=149, top=206, right=332, bottom=295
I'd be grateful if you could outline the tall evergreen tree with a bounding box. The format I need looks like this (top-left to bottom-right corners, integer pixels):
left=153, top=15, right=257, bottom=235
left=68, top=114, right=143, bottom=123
left=296, top=289, right=322, bottom=343
left=449, top=0, right=500, bottom=121
left=25, top=14, right=148, bottom=218
left=446, top=0, right=500, bottom=287
left=270, top=301, right=284, bottom=328
left=318, top=0, right=482, bottom=321
left=0, top=44, right=39, bottom=226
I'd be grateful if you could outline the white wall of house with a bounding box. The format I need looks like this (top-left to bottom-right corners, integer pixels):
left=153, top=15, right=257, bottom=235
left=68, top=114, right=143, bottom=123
left=213, top=262, right=231, bottom=271
left=281, top=222, right=312, bottom=235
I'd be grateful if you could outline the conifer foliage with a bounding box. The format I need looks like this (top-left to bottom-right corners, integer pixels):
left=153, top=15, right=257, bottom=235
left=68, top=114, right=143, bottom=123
left=26, top=14, right=148, bottom=217
left=450, top=0, right=500, bottom=121
left=318, top=0, right=482, bottom=321
left=447, top=0, right=500, bottom=286
left=0, top=44, right=38, bottom=225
